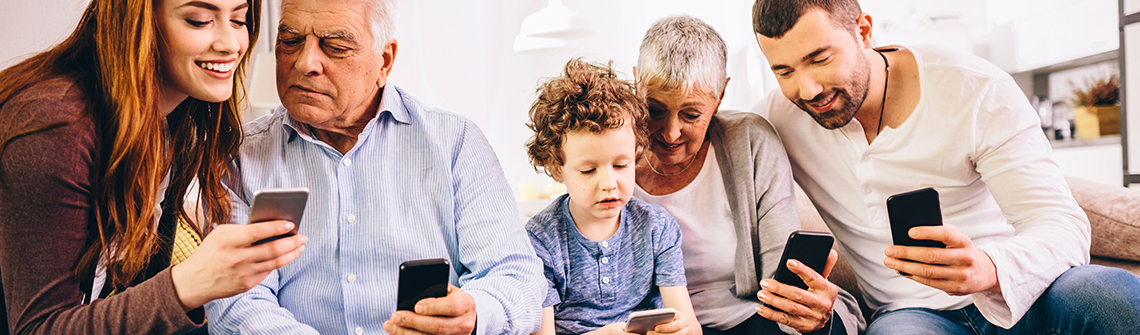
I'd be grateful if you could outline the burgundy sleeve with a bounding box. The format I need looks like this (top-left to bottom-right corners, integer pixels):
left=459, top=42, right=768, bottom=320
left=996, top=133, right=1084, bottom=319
left=0, top=80, right=200, bottom=335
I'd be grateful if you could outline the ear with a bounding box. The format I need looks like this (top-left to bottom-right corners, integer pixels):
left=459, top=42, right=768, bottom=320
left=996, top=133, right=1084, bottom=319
left=855, top=13, right=874, bottom=49
left=377, top=39, right=399, bottom=86
left=550, top=167, right=564, bottom=183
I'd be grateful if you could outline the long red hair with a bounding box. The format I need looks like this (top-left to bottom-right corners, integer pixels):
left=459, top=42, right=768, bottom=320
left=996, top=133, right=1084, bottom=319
left=0, top=0, right=260, bottom=290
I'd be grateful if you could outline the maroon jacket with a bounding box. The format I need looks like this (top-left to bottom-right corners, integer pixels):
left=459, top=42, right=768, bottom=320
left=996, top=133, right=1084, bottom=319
left=0, top=78, right=201, bottom=334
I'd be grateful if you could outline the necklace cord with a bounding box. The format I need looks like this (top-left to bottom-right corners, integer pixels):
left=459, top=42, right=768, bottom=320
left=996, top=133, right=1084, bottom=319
left=645, top=151, right=699, bottom=177
left=875, top=49, right=891, bottom=136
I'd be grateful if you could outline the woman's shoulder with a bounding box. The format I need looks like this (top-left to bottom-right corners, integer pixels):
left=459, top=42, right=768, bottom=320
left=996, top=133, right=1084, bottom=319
left=1, top=76, right=93, bottom=131
left=712, top=110, right=779, bottom=136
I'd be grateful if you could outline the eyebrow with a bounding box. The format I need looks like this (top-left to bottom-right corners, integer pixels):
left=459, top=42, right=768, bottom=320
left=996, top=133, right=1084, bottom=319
left=180, top=1, right=249, bottom=12
left=770, top=46, right=830, bottom=71
left=277, top=25, right=359, bottom=44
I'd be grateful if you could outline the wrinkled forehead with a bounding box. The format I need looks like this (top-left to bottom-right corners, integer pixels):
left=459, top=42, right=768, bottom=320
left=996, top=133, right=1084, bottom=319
left=278, top=0, right=372, bottom=39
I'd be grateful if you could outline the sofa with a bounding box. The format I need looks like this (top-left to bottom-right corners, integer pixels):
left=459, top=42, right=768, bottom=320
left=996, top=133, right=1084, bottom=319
left=796, top=176, right=1140, bottom=320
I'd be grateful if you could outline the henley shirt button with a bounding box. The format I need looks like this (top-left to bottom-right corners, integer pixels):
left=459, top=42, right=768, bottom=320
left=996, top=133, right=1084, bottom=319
left=347, top=273, right=356, bottom=282
left=355, top=326, right=363, bottom=335
left=347, top=214, right=357, bottom=223
left=602, top=277, right=611, bottom=284
left=343, top=158, right=352, bottom=166
left=862, top=156, right=869, bottom=163
left=601, top=241, right=609, bottom=248
left=864, top=187, right=872, bottom=194
left=601, top=257, right=609, bottom=264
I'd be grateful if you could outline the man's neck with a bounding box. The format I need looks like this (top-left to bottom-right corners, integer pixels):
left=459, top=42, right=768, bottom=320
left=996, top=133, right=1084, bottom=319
left=855, top=46, right=920, bottom=144
left=310, top=89, right=384, bottom=155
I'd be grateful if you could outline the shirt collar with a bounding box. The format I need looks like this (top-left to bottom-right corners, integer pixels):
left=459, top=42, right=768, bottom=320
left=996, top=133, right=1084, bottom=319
left=281, top=84, right=410, bottom=140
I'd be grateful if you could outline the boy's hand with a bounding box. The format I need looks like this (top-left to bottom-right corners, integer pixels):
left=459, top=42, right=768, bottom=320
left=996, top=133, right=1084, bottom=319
left=647, top=311, right=698, bottom=335
left=883, top=224, right=1000, bottom=295
left=755, top=250, right=839, bottom=333
left=384, top=284, right=477, bottom=335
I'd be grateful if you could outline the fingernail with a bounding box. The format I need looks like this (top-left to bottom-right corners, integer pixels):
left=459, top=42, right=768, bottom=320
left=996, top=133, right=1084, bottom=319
left=757, top=290, right=766, bottom=299
left=301, top=235, right=309, bottom=243
left=884, top=248, right=896, bottom=257
left=396, top=315, right=405, bottom=325
left=788, top=259, right=800, bottom=267
left=759, top=280, right=770, bottom=288
left=884, top=258, right=895, bottom=267
left=284, top=222, right=295, bottom=231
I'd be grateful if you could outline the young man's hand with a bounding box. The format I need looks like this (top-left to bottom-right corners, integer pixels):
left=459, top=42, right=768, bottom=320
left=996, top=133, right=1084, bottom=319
left=883, top=224, right=1001, bottom=295
left=755, top=250, right=839, bottom=333
left=384, top=284, right=477, bottom=335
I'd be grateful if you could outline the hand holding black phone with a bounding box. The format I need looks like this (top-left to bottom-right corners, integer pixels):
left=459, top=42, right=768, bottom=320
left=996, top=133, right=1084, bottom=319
left=397, top=258, right=450, bottom=311
left=886, top=187, right=945, bottom=249
left=763, top=231, right=834, bottom=314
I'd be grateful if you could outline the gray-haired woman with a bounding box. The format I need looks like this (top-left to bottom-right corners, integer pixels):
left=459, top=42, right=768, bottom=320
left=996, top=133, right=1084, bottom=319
left=632, top=15, right=863, bottom=335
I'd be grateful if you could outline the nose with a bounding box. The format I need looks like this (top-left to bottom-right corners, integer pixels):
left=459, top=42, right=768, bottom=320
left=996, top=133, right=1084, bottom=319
left=294, top=37, right=324, bottom=76
left=797, top=73, right=824, bottom=101
left=212, top=23, right=243, bottom=55
left=598, top=167, right=618, bottom=192
left=659, top=114, right=683, bottom=143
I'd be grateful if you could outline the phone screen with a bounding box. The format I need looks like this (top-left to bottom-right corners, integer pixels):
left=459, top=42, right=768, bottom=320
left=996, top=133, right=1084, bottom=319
left=886, top=187, right=945, bottom=248
left=771, top=231, right=834, bottom=290
left=249, top=188, right=309, bottom=245
left=397, top=258, right=450, bottom=311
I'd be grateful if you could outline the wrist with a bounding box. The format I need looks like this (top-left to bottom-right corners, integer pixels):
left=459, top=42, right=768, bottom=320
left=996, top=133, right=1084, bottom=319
left=170, top=263, right=207, bottom=311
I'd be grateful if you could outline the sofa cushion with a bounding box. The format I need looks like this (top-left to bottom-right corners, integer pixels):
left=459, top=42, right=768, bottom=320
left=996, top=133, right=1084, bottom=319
left=1066, top=176, right=1140, bottom=263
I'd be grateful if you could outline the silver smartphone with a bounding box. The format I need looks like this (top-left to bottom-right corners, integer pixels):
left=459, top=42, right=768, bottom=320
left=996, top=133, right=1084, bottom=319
left=625, top=308, right=676, bottom=334
left=249, top=187, right=309, bottom=245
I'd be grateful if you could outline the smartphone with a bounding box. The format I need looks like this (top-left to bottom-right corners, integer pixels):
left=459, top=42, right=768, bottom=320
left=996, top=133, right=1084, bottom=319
left=249, top=188, right=309, bottom=245
left=397, top=258, right=451, bottom=311
left=624, top=308, right=676, bottom=335
left=886, top=187, right=946, bottom=249
left=771, top=231, right=834, bottom=290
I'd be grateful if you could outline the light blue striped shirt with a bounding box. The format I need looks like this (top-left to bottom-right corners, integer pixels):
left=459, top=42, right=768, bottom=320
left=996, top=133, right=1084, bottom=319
left=205, top=84, right=545, bottom=335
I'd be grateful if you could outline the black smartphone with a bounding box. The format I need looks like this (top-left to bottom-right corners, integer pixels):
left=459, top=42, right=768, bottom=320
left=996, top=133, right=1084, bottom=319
left=771, top=231, right=835, bottom=290
left=397, top=258, right=451, bottom=311
left=249, top=188, right=309, bottom=245
left=886, top=187, right=946, bottom=249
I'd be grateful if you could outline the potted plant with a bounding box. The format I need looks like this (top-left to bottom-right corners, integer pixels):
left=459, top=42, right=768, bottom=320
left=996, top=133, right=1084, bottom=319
left=1071, top=75, right=1120, bottom=140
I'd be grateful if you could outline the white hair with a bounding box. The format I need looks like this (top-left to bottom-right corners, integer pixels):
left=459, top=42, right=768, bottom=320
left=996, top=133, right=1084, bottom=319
left=279, top=0, right=396, bottom=51
left=636, top=15, right=727, bottom=97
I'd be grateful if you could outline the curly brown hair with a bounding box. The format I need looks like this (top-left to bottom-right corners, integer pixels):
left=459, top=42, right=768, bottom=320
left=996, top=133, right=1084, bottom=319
left=526, top=58, right=649, bottom=177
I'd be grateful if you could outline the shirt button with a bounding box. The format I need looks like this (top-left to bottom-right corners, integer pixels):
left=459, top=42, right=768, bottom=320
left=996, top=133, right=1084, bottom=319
left=864, top=186, right=872, bottom=194
left=602, top=277, right=611, bottom=284
left=347, top=214, right=357, bottom=223
left=862, top=156, right=870, bottom=163
left=343, top=158, right=352, bottom=166
left=347, top=274, right=356, bottom=282
left=355, top=326, right=363, bottom=335
left=601, top=241, right=609, bottom=248
left=601, top=257, right=609, bottom=264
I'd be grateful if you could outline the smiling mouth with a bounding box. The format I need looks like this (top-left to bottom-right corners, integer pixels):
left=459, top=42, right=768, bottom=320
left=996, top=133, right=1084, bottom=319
left=196, top=61, right=234, bottom=74
left=806, top=92, right=837, bottom=110
left=656, top=139, right=685, bottom=151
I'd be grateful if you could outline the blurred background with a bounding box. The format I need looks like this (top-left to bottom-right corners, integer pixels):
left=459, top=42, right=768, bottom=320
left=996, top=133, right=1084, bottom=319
left=3, top=0, right=1137, bottom=200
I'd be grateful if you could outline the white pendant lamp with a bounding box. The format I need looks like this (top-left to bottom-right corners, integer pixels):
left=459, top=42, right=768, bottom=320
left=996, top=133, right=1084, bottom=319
left=512, top=0, right=592, bottom=53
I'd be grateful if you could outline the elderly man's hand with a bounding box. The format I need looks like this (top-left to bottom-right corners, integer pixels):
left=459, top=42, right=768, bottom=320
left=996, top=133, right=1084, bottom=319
left=755, top=250, right=839, bottom=333
left=384, top=284, right=477, bottom=335
left=883, top=224, right=1000, bottom=295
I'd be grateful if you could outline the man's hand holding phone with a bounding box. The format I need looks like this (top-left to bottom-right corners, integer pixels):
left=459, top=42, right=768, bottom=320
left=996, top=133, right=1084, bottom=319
left=755, top=249, right=839, bottom=333
left=883, top=224, right=1001, bottom=295
left=384, top=284, right=478, bottom=335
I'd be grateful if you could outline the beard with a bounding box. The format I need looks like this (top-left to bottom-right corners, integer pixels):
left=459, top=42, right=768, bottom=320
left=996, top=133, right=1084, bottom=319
left=793, top=54, right=872, bottom=130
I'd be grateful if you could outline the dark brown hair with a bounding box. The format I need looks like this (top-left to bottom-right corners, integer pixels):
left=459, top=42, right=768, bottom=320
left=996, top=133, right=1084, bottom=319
left=752, top=0, right=862, bottom=38
left=0, top=0, right=260, bottom=290
left=526, top=58, right=648, bottom=177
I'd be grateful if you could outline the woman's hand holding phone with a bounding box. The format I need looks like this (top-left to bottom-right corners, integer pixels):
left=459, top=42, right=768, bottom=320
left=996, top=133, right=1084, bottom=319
left=755, top=249, right=840, bottom=333
left=883, top=224, right=1001, bottom=295
left=170, top=220, right=307, bottom=311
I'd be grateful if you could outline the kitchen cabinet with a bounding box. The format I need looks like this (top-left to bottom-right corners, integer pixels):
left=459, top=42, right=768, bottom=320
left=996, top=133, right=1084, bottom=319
left=990, top=0, right=1118, bottom=73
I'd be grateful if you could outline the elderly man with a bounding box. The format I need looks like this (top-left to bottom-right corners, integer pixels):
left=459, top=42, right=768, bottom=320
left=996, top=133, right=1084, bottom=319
left=753, top=0, right=1140, bottom=334
left=203, top=0, right=544, bottom=334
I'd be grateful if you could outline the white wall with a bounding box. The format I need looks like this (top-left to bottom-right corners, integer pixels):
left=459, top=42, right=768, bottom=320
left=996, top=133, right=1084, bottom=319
left=0, top=0, right=89, bottom=69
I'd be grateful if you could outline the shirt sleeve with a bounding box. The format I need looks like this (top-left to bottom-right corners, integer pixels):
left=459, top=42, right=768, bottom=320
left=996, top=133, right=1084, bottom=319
left=203, top=174, right=319, bottom=335
left=449, top=120, right=546, bottom=335
left=0, top=87, right=199, bottom=335
left=526, top=219, right=563, bottom=308
left=651, top=207, right=687, bottom=287
left=968, top=75, right=1091, bottom=328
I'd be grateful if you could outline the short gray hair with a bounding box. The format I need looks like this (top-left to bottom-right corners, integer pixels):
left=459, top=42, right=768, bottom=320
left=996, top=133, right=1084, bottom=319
left=636, top=15, right=727, bottom=97
left=366, top=0, right=396, bottom=51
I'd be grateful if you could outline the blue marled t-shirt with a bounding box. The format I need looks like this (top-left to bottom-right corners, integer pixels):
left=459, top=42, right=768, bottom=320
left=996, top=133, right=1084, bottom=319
left=525, top=194, right=687, bottom=335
